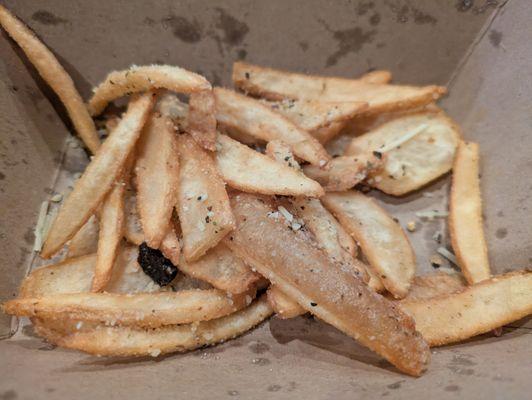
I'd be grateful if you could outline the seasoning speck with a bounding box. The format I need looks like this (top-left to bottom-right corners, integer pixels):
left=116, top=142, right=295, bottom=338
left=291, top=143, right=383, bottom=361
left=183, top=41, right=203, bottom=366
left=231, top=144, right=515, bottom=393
left=50, top=193, right=63, bottom=202
left=406, top=221, right=416, bottom=232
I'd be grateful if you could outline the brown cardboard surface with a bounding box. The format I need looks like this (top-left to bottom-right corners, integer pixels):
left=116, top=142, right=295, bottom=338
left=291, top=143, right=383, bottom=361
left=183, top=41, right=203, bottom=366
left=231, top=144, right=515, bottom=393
left=0, top=0, right=531, bottom=399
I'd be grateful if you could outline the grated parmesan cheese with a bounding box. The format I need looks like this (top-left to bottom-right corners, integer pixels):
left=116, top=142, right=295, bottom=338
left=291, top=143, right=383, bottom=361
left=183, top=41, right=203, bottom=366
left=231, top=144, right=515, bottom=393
left=379, top=123, right=428, bottom=152
left=437, top=247, right=458, bottom=265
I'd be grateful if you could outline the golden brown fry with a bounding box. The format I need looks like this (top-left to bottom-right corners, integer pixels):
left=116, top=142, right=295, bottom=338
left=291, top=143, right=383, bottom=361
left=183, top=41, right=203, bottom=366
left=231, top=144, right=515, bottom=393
left=88, top=65, right=211, bottom=116
left=135, top=112, right=180, bottom=248
left=267, top=286, right=305, bottom=319
left=225, top=193, right=430, bottom=376
left=67, top=215, right=99, bottom=258
left=345, top=111, right=460, bottom=196
left=449, top=141, right=491, bottom=284
left=400, top=271, right=532, bottom=346
left=20, top=247, right=161, bottom=298
left=322, top=192, right=416, bottom=298
left=188, top=90, right=217, bottom=151
left=0, top=5, right=100, bottom=153
left=176, top=134, right=235, bottom=261
left=216, top=135, right=323, bottom=197
left=37, top=295, right=273, bottom=357
left=232, top=62, right=445, bottom=114
left=178, top=243, right=259, bottom=294
left=41, top=93, right=155, bottom=258
left=303, top=153, right=383, bottom=191
left=214, top=88, right=330, bottom=166
left=92, top=182, right=125, bottom=292
left=311, top=121, right=346, bottom=144
left=396, top=272, right=467, bottom=302
left=359, top=69, right=392, bottom=84
left=5, top=289, right=254, bottom=328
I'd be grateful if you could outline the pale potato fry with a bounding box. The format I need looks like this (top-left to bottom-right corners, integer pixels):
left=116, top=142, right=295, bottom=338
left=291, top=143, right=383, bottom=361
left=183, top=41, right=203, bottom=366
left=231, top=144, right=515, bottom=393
left=67, top=215, right=99, bottom=258
left=449, top=141, right=491, bottom=285
left=216, top=134, right=323, bottom=197
left=232, top=62, right=446, bottom=114
left=396, top=272, right=467, bottom=302
left=88, top=65, right=211, bottom=116
left=176, top=134, right=235, bottom=261
left=303, top=153, right=383, bottom=191
left=322, top=191, right=416, bottom=299
left=311, top=121, right=346, bottom=144
left=41, top=93, right=155, bottom=258
left=5, top=289, right=254, bottom=328
left=178, top=243, right=259, bottom=294
left=92, top=182, right=125, bottom=292
left=135, top=112, right=180, bottom=248
left=188, top=90, right=217, bottom=151
left=35, top=295, right=272, bottom=357
left=267, top=286, right=305, bottom=319
left=123, top=189, right=144, bottom=245
left=0, top=5, right=100, bottom=153
left=262, top=99, right=368, bottom=132
left=155, top=92, right=189, bottom=131
left=225, top=193, right=430, bottom=376
left=400, top=271, right=532, bottom=346
left=265, top=140, right=301, bottom=170
left=345, top=111, right=460, bottom=196
left=214, top=88, right=330, bottom=166
left=359, top=69, right=392, bottom=84
left=159, top=226, right=181, bottom=266
left=20, top=247, right=161, bottom=298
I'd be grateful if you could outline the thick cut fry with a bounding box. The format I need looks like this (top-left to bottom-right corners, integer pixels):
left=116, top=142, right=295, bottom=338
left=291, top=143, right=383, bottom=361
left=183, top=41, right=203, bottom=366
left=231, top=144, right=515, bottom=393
left=178, top=243, right=259, bottom=294
left=5, top=289, right=254, bottom=328
left=322, top=192, right=416, bottom=298
left=216, top=135, right=323, bottom=197
left=232, top=62, right=445, bottom=114
left=41, top=93, right=155, bottom=258
left=345, top=111, right=460, bottom=195
left=20, top=247, right=161, bottom=298
left=176, top=134, right=235, bottom=261
left=311, top=121, right=346, bottom=144
left=0, top=5, right=100, bottom=153
left=37, top=295, right=273, bottom=357
left=188, top=90, right=217, bottom=151
left=397, top=272, right=467, bottom=302
left=359, top=70, right=392, bottom=84
left=135, top=112, right=180, bottom=248
left=225, top=193, right=430, bottom=376
left=400, top=271, right=532, bottom=346
left=267, top=286, right=305, bottom=319
left=303, top=153, right=383, bottom=191
left=88, top=65, right=211, bottom=116
left=214, top=88, right=330, bottom=166
left=92, top=182, right=125, bottom=292
left=67, top=215, right=99, bottom=258
left=262, top=99, right=368, bottom=132
left=449, top=141, right=490, bottom=284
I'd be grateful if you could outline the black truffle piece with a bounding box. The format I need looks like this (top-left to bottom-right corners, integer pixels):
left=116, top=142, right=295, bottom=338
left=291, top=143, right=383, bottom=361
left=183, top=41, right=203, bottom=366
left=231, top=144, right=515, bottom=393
left=137, top=242, right=178, bottom=286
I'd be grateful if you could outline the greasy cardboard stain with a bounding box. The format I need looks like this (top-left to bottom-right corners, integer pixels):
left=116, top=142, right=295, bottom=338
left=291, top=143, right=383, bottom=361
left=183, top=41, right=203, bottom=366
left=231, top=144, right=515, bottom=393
left=161, top=15, right=203, bottom=43
left=388, top=4, right=438, bottom=25
left=489, top=29, right=503, bottom=47
left=215, top=8, right=249, bottom=47
left=356, top=1, right=375, bottom=16
left=495, top=227, right=508, bottom=238
left=369, top=13, right=381, bottom=26
left=0, top=390, right=17, bottom=400
left=455, top=0, right=500, bottom=14
left=31, top=10, right=68, bottom=26
left=444, top=385, right=461, bottom=392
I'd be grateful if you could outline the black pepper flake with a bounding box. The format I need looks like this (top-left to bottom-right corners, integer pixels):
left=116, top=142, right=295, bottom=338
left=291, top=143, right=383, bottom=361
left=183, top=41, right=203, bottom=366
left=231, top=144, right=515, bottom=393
left=229, top=236, right=234, bottom=241
left=197, top=196, right=202, bottom=201
left=372, top=151, right=383, bottom=159
left=245, top=72, right=250, bottom=79
left=205, top=216, right=211, bottom=223
left=207, top=206, right=213, bottom=211
left=300, top=206, right=305, bottom=210
left=284, top=156, right=290, bottom=161
left=138, top=242, right=177, bottom=286
left=310, top=302, right=317, bottom=307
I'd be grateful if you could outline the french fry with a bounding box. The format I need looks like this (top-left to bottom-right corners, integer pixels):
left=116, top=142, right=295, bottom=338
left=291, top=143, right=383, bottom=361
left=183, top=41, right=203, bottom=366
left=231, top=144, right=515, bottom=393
left=449, top=141, right=491, bottom=284
left=20, top=247, right=161, bottom=298
left=303, top=153, right=383, bottom=191
left=400, top=271, right=532, bottom=346
left=225, top=193, right=430, bottom=376
left=92, top=182, right=126, bottom=292
left=178, top=243, right=259, bottom=294
left=188, top=90, right=217, bottom=151
left=4, top=289, right=255, bottom=328
left=123, top=189, right=144, bottom=245
left=232, top=62, right=446, bottom=114
left=0, top=5, right=100, bottom=153
left=345, top=110, right=460, bottom=196
left=67, top=215, right=99, bottom=258
left=359, top=69, right=392, bottom=84
left=216, top=134, right=323, bottom=197
left=261, top=99, right=368, bottom=132
left=396, top=272, right=467, bottom=302
left=41, top=93, right=155, bottom=258
left=135, top=112, right=180, bottom=248
left=322, top=192, right=416, bottom=299
left=265, top=140, right=301, bottom=170
left=88, top=65, right=211, bottom=116
left=311, top=121, right=346, bottom=144
left=267, top=286, right=305, bottom=319
left=176, top=134, right=235, bottom=261
left=34, top=295, right=273, bottom=357
left=159, top=226, right=181, bottom=266
left=156, top=92, right=189, bottom=131
left=214, top=88, right=330, bottom=166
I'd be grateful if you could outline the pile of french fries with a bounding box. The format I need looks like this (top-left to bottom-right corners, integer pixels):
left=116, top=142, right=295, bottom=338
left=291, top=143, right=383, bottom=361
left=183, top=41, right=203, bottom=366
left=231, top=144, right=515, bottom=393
left=2, top=5, right=531, bottom=377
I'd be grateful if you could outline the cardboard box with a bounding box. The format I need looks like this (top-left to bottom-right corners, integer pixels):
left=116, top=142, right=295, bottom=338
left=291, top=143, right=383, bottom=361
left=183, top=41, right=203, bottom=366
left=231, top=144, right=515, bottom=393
left=0, top=1, right=530, bottom=398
